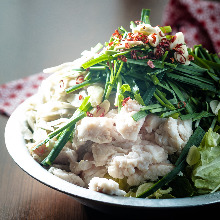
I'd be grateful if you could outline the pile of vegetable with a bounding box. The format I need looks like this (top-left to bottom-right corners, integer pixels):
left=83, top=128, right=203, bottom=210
left=35, top=9, right=220, bottom=198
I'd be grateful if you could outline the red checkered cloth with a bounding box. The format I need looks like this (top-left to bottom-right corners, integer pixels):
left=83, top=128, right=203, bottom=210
left=162, top=0, right=220, bottom=53
left=0, top=72, right=49, bottom=116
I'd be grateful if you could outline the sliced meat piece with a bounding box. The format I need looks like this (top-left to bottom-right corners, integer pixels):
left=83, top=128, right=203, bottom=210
left=77, top=117, right=114, bottom=144
left=88, top=177, right=126, bottom=196
left=143, top=114, right=165, bottom=133
left=155, top=117, right=193, bottom=154
left=49, top=167, right=85, bottom=187
left=115, top=99, right=145, bottom=141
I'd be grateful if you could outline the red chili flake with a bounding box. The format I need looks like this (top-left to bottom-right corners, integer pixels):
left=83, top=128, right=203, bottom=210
left=108, top=41, right=114, bottom=47
left=112, top=29, right=119, bottom=36
left=177, top=101, right=186, bottom=108
left=76, top=75, right=84, bottom=84
left=133, top=33, right=140, bottom=41
left=96, top=105, right=101, bottom=112
left=112, top=29, right=122, bottom=39
left=118, top=55, right=127, bottom=62
left=173, top=44, right=184, bottom=54
left=122, top=97, right=131, bottom=106
left=188, top=55, right=194, bottom=61
left=131, top=49, right=148, bottom=60
left=59, top=79, right=64, bottom=88
left=115, top=43, right=122, bottom=47
left=151, top=33, right=157, bottom=44
left=170, top=57, right=175, bottom=63
left=175, top=53, right=186, bottom=64
left=160, top=38, right=170, bottom=47
left=79, top=95, right=83, bottom=100
left=156, top=49, right=165, bottom=59
left=126, top=32, right=133, bottom=41
left=138, top=55, right=147, bottom=60
left=147, top=60, right=155, bottom=68
left=180, top=56, right=186, bottom=64
left=125, top=42, right=130, bottom=49
left=138, top=33, right=148, bottom=44
left=159, top=31, right=164, bottom=37
left=99, top=113, right=105, bottom=117
left=107, top=61, right=114, bottom=69
left=133, top=33, right=138, bottom=41
left=126, top=32, right=148, bottom=44
left=131, top=50, right=138, bottom=60
left=86, top=112, right=93, bottom=117
left=141, top=35, right=149, bottom=44
left=171, top=35, right=177, bottom=43
left=154, top=45, right=166, bottom=59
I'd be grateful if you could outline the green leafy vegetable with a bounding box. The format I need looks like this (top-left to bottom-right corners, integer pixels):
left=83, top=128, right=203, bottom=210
left=186, top=145, right=201, bottom=166
left=192, top=129, right=220, bottom=193
left=135, top=182, right=172, bottom=199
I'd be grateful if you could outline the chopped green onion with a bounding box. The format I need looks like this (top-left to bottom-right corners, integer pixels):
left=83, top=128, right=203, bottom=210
left=82, top=54, right=110, bottom=69
left=180, top=111, right=214, bottom=121
left=141, top=9, right=151, bottom=24
left=65, top=77, right=105, bottom=94
left=167, top=80, right=194, bottom=114
left=41, top=123, right=76, bottom=166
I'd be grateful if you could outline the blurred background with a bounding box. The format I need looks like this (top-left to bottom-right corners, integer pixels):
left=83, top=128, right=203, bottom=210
left=0, top=0, right=169, bottom=83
